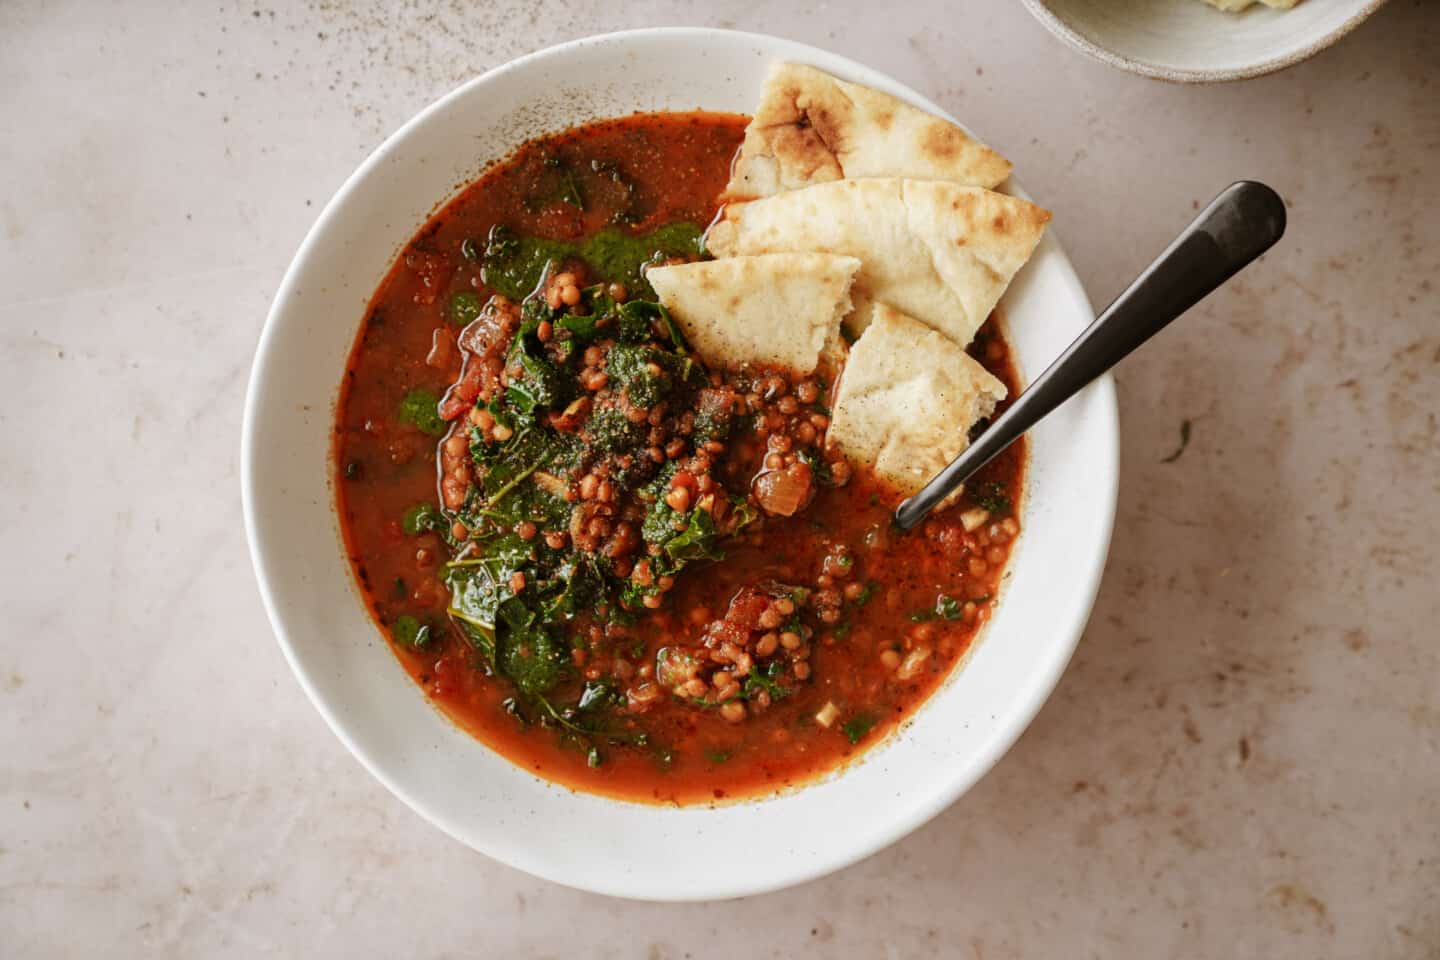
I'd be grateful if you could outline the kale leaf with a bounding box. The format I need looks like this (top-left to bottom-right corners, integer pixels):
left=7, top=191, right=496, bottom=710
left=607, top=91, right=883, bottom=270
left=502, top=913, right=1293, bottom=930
left=577, top=677, right=625, bottom=713
left=662, top=509, right=724, bottom=566
left=504, top=338, right=565, bottom=418
left=496, top=598, right=566, bottom=696
left=472, top=426, right=578, bottom=525
left=446, top=561, right=507, bottom=638
left=540, top=555, right=604, bottom=623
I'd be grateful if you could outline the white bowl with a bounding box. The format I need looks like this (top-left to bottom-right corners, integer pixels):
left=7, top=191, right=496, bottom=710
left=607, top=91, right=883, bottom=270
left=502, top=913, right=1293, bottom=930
left=242, top=28, right=1118, bottom=901
left=1022, top=0, right=1387, bottom=82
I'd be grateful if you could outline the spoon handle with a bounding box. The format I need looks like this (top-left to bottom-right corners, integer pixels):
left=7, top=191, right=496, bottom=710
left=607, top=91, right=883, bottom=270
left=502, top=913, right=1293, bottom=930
left=894, top=180, right=1286, bottom=531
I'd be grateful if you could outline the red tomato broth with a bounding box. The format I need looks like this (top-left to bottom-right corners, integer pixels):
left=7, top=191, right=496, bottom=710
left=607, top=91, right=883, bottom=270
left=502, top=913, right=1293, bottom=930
left=334, top=112, right=1026, bottom=805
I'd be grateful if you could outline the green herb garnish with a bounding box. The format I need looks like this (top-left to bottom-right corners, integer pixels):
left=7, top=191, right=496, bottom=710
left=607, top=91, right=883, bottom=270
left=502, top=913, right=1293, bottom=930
left=972, top=481, right=1011, bottom=515
left=480, top=222, right=703, bottom=301
left=398, top=389, right=445, bottom=436
left=741, top=660, right=792, bottom=702
left=841, top=714, right=877, bottom=745
left=391, top=615, right=432, bottom=649
left=449, top=291, right=483, bottom=326
left=799, top=449, right=833, bottom=486
left=402, top=503, right=444, bottom=536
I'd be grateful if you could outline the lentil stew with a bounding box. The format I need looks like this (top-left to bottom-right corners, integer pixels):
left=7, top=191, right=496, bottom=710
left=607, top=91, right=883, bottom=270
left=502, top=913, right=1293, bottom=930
left=334, top=112, right=1026, bottom=805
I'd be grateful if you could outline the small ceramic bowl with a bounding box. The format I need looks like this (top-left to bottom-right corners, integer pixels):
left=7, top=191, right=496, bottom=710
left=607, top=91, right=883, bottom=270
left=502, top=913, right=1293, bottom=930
left=242, top=27, right=1118, bottom=900
left=1022, top=0, right=1388, bottom=82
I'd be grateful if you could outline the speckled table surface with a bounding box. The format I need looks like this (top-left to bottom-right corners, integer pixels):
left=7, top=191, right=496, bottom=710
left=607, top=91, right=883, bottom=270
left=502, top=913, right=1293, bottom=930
left=2, top=1, right=1437, bottom=956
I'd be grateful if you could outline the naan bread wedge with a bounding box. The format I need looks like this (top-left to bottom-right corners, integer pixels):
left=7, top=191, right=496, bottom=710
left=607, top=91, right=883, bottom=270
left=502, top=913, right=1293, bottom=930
left=828, top=303, right=1007, bottom=497
left=723, top=63, right=1012, bottom=200
left=706, top=178, right=1049, bottom=345
left=647, top=253, right=859, bottom=373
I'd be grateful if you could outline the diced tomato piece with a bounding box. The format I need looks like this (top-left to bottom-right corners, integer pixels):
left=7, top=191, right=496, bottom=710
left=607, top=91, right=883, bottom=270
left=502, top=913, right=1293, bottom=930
left=439, top=357, right=486, bottom=420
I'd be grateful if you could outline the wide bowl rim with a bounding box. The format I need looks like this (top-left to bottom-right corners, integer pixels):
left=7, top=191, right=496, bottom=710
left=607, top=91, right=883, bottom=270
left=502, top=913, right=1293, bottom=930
left=1020, top=0, right=1389, bottom=83
left=241, top=26, right=1120, bottom=900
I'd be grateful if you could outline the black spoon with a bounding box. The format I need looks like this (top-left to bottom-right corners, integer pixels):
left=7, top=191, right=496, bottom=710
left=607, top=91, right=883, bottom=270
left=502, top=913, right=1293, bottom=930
left=894, top=180, right=1287, bottom=531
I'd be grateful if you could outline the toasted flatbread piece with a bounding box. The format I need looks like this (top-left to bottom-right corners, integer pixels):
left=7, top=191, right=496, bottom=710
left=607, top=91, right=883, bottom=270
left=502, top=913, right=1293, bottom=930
left=706, top=178, right=1049, bottom=345
left=647, top=253, right=860, bottom=373
left=828, top=303, right=1007, bottom=496
left=722, top=63, right=1012, bottom=200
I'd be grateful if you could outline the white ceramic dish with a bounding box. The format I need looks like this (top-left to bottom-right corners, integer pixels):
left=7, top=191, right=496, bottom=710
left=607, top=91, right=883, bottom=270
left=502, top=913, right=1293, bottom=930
left=242, top=28, right=1118, bottom=901
left=1022, top=0, right=1387, bottom=83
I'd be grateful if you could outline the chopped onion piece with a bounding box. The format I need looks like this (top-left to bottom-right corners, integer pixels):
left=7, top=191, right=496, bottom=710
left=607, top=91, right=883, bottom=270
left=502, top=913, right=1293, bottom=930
left=897, top=647, right=932, bottom=681
left=753, top=462, right=813, bottom=516
left=815, top=701, right=841, bottom=728
left=960, top=507, right=990, bottom=532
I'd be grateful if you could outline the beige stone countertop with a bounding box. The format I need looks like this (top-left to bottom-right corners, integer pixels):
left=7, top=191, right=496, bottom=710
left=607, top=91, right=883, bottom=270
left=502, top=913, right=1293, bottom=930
left=2, top=1, right=1436, bottom=956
